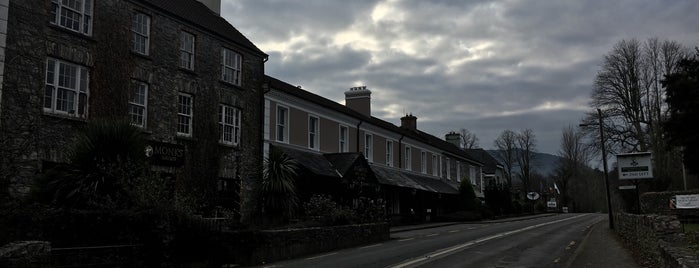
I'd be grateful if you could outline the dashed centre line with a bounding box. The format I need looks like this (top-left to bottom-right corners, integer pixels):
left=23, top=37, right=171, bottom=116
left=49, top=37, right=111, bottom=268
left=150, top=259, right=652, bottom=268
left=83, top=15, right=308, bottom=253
left=305, top=252, right=338, bottom=260
left=426, top=233, right=439, bottom=237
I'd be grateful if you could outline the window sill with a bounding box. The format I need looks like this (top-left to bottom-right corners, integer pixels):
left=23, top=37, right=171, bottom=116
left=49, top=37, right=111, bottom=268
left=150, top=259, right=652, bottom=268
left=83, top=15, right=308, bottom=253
left=132, top=52, right=152, bottom=61
left=176, top=134, right=196, bottom=141
left=219, top=142, right=239, bottom=149
left=42, top=111, right=88, bottom=123
left=179, top=67, right=197, bottom=76
left=48, top=24, right=94, bottom=41
left=219, top=80, right=244, bottom=90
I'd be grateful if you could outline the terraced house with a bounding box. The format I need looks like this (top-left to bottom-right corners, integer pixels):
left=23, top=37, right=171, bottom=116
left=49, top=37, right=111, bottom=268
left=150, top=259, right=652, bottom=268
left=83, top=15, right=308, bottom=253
left=0, top=0, right=267, bottom=221
left=264, top=76, right=484, bottom=222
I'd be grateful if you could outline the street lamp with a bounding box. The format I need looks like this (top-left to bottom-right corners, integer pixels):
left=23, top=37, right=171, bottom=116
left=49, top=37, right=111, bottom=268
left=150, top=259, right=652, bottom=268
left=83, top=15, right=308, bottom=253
left=580, top=108, right=614, bottom=229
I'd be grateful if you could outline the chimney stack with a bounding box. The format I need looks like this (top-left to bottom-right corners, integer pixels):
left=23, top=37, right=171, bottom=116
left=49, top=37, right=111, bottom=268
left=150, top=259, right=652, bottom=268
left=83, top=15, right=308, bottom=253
left=445, top=132, right=461, bottom=147
left=400, top=114, right=418, bottom=130
left=196, top=0, right=221, bottom=15
left=344, top=86, right=371, bottom=117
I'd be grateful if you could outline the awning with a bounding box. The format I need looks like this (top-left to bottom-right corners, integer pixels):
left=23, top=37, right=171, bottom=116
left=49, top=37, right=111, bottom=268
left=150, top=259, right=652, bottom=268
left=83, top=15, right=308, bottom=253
left=370, top=165, right=459, bottom=195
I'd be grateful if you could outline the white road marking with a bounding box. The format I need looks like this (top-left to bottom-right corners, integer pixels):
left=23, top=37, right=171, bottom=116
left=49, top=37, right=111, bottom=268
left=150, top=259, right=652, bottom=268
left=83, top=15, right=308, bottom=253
left=389, top=214, right=588, bottom=268
left=360, top=243, right=382, bottom=249
left=426, top=233, right=439, bottom=237
left=449, top=230, right=460, bottom=233
left=398, top=238, right=414, bottom=242
left=305, top=252, right=338, bottom=260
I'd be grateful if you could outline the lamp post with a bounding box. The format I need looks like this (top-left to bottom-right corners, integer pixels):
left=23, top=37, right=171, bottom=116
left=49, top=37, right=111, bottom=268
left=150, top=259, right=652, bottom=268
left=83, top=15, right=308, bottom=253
left=580, top=108, right=614, bottom=229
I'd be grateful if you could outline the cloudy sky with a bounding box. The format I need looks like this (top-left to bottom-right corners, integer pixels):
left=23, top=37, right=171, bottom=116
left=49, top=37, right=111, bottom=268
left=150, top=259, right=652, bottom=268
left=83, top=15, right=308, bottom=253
left=220, top=0, right=699, bottom=155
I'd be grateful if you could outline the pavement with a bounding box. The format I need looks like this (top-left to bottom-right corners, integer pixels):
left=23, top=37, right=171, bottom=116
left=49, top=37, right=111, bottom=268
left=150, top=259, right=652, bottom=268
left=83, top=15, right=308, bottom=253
left=566, top=218, right=640, bottom=268
left=389, top=214, right=640, bottom=268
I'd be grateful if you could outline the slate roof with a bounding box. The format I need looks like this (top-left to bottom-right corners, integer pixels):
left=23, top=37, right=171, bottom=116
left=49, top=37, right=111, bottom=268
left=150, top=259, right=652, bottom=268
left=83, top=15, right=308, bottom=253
left=465, top=148, right=503, bottom=174
left=136, top=0, right=266, bottom=56
left=273, top=145, right=339, bottom=178
left=371, top=165, right=459, bottom=195
left=266, top=75, right=483, bottom=166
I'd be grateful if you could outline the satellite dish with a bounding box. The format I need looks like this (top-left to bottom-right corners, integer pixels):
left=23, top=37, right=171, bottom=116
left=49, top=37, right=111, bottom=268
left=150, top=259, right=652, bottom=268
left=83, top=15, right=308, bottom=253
left=526, top=192, right=540, bottom=200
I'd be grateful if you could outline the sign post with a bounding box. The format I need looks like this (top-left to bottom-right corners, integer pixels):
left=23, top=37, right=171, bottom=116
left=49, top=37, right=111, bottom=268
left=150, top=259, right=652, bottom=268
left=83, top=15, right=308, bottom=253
left=617, top=152, right=653, bottom=213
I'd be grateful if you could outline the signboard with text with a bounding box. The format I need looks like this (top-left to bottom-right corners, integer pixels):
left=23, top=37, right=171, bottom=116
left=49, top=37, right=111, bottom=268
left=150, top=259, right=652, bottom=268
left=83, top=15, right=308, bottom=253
left=617, top=152, right=653, bottom=180
left=676, top=194, right=699, bottom=209
left=145, top=141, right=185, bottom=167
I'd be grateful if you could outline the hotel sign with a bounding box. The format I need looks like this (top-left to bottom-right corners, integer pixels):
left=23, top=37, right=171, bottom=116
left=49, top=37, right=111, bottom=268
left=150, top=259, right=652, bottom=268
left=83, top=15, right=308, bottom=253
left=617, top=152, right=653, bottom=180
left=145, top=141, right=185, bottom=167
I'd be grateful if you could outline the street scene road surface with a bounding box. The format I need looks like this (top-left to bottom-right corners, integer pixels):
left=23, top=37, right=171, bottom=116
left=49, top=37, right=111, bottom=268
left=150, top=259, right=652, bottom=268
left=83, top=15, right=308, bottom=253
left=259, top=213, right=604, bottom=268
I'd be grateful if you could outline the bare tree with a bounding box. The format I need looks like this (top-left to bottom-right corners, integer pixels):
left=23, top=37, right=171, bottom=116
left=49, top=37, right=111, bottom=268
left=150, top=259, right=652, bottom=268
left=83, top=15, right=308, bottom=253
left=494, top=130, right=517, bottom=188
left=516, top=129, right=537, bottom=193
left=459, top=128, right=479, bottom=149
left=554, top=125, right=591, bottom=208
left=584, top=38, right=687, bottom=190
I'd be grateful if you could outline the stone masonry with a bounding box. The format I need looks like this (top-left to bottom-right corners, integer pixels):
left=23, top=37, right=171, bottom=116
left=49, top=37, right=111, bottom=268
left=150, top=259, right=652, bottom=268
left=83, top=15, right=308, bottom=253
left=0, top=0, right=266, bottom=221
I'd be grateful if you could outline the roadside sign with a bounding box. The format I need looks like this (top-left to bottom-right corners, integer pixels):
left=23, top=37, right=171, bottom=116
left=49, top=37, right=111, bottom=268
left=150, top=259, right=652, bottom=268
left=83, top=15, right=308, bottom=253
left=547, top=201, right=557, bottom=208
left=618, top=185, right=637, bottom=190
left=617, top=152, right=653, bottom=180
left=675, top=194, right=699, bottom=209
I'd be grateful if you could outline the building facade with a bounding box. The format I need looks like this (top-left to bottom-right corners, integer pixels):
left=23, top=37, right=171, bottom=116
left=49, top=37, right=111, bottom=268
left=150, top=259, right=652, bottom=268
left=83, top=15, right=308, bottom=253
left=264, top=76, right=484, bottom=221
left=0, top=0, right=267, bottom=221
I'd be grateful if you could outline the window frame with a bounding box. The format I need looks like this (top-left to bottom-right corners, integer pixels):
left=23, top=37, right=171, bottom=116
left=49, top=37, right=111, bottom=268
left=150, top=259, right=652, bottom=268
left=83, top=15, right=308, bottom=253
left=308, top=115, right=319, bottom=150
left=43, top=58, right=89, bottom=118
left=177, top=93, right=193, bottom=137
left=129, top=80, right=148, bottom=128
left=386, top=140, right=393, bottom=167
left=219, top=104, right=241, bottom=146
left=339, top=125, right=349, bottom=152
left=404, top=146, right=411, bottom=171
left=432, top=154, right=438, bottom=176
left=456, top=161, right=461, bottom=182
left=276, top=105, right=289, bottom=143
left=180, top=31, right=195, bottom=70
left=421, top=151, right=427, bottom=174
left=50, top=0, right=93, bottom=36
left=446, top=157, right=451, bottom=180
left=364, top=133, right=373, bottom=162
left=221, top=48, right=242, bottom=85
left=132, top=12, right=150, bottom=55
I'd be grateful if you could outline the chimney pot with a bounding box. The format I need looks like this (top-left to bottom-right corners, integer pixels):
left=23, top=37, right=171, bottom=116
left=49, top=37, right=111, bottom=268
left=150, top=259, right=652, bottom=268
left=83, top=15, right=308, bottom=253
left=344, top=86, right=372, bottom=117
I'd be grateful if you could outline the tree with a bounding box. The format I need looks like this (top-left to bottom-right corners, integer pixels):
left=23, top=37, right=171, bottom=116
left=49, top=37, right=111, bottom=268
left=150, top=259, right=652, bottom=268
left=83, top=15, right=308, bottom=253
left=260, top=147, right=300, bottom=223
left=664, top=49, right=699, bottom=176
left=459, top=128, right=479, bottom=149
left=554, top=125, right=591, bottom=208
left=583, top=38, right=688, bottom=190
left=516, top=129, right=537, bottom=193
left=494, top=130, right=517, bottom=187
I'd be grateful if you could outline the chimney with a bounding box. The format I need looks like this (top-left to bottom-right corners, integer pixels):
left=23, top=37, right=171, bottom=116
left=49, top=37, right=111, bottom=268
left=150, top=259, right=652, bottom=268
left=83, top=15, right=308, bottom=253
left=344, top=86, right=371, bottom=117
left=196, top=0, right=221, bottom=15
left=445, top=131, right=461, bottom=147
left=400, top=114, right=417, bottom=130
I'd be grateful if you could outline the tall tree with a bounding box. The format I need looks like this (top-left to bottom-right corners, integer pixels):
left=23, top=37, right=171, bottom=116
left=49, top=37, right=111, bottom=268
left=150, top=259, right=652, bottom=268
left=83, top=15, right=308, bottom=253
left=664, top=49, right=699, bottom=176
left=516, top=129, right=537, bottom=193
left=583, top=38, right=688, bottom=190
left=494, top=130, right=517, bottom=187
left=554, top=125, right=591, bottom=208
left=459, top=128, right=480, bottom=149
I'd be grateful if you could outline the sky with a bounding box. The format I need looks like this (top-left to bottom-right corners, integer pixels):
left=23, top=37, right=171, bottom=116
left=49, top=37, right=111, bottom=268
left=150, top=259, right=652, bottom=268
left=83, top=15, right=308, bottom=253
left=220, top=0, right=699, bottom=155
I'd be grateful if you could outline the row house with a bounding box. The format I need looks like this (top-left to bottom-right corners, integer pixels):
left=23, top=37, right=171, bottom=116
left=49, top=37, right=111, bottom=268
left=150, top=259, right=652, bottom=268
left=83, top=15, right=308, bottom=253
left=264, top=76, right=484, bottom=222
left=0, top=0, right=267, bottom=221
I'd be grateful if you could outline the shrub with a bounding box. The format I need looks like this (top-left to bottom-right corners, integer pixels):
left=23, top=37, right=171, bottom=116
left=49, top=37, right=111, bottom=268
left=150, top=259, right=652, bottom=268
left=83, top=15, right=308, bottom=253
left=260, top=148, right=299, bottom=223
left=354, top=197, right=387, bottom=223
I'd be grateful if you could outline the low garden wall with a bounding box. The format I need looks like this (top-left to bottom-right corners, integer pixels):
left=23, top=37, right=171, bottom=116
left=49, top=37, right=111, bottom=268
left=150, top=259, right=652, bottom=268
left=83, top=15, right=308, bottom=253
left=615, top=213, right=698, bottom=267
left=218, top=222, right=390, bottom=266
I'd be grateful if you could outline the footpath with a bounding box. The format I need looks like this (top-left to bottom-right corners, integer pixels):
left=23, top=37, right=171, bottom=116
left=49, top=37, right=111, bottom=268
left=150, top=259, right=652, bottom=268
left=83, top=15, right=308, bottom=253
left=389, top=214, right=640, bottom=268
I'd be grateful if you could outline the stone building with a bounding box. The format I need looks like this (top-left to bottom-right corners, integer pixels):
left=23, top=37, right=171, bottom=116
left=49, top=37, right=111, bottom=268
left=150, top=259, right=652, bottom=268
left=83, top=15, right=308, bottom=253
left=0, top=0, right=267, bottom=221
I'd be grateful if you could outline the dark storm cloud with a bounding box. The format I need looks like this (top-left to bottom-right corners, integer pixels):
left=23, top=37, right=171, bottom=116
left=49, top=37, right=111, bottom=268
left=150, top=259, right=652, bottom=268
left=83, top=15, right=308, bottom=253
left=221, top=0, right=699, bottom=153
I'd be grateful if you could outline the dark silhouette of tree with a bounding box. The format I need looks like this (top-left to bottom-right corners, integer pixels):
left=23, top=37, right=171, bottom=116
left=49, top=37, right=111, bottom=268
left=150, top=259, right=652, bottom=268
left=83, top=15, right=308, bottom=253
left=494, top=130, right=517, bottom=187
left=664, top=49, right=699, bottom=176
left=516, top=129, right=537, bottom=193
left=260, top=147, right=300, bottom=223
left=554, top=125, right=591, bottom=208
left=459, top=128, right=479, bottom=149
left=583, top=38, right=688, bottom=190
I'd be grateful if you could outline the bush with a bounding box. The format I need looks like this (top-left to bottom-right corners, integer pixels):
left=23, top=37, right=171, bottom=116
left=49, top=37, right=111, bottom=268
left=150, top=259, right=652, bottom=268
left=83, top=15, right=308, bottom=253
left=354, top=197, right=387, bottom=223
left=511, top=200, right=523, bottom=214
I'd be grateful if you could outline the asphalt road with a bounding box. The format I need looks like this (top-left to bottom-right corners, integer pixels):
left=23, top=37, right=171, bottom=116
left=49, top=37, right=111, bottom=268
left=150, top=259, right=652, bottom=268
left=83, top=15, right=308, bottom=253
left=258, top=213, right=605, bottom=268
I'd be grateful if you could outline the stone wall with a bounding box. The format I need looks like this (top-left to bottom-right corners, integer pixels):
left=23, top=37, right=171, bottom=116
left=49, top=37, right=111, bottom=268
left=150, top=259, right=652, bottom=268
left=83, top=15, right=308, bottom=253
left=615, top=213, right=698, bottom=267
left=217, top=223, right=390, bottom=266
left=641, top=190, right=699, bottom=215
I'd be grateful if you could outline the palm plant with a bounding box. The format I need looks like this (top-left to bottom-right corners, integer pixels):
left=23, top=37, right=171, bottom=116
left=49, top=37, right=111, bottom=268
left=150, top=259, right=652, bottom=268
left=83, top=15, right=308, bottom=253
left=260, top=148, right=299, bottom=221
left=39, top=118, right=146, bottom=208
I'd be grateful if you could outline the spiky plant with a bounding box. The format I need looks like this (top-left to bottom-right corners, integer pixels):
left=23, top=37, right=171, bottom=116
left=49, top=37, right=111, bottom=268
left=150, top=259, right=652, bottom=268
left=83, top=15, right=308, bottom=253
left=260, top=148, right=299, bottom=220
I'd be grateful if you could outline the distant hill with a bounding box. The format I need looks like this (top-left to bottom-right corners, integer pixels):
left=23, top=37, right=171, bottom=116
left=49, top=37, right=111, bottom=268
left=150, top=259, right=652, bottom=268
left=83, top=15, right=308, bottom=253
left=486, top=149, right=562, bottom=177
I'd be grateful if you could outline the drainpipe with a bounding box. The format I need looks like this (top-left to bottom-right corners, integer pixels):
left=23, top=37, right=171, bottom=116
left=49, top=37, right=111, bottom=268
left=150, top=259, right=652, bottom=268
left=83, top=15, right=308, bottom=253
left=355, top=120, right=363, bottom=153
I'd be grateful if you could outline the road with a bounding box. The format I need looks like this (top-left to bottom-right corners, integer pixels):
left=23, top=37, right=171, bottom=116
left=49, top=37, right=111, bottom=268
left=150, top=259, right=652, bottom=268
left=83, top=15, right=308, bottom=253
left=258, top=213, right=605, bottom=268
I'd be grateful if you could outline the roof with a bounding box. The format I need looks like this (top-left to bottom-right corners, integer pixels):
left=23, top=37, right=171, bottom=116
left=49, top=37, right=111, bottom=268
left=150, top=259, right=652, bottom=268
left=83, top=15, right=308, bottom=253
left=266, top=75, right=483, bottom=166
left=273, top=145, right=339, bottom=178
left=465, top=149, right=502, bottom=174
left=371, top=165, right=459, bottom=195
left=136, top=0, right=266, bottom=56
